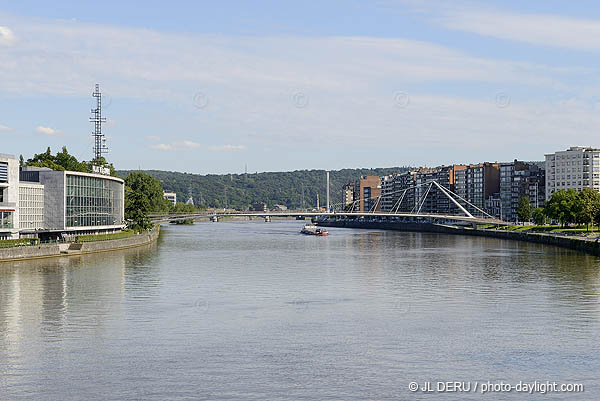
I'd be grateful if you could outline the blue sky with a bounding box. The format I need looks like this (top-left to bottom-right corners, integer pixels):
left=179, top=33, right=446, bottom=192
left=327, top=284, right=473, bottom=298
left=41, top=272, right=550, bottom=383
left=1, top=1, right=600, bottom=173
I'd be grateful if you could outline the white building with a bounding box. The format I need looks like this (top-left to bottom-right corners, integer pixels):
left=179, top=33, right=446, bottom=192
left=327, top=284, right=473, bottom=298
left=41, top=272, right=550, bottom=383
left=163, top=192, right=177, bottom=206
left=19, top=182, right=45, bottom=231
left=0, top=154, right=20, bottom=239
left=545, top=146, right=600, bottom=200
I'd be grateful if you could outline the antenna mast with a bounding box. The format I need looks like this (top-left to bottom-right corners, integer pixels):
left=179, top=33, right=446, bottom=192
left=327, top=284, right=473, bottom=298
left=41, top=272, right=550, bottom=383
left=90, top=84, right=108, bottom=166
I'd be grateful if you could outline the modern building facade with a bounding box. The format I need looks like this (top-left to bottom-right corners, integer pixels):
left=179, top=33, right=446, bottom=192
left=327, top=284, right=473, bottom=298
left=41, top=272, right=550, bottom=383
left=19, top=167, right=125, bottom=238
left=545, top=146, right=600, bottom=200
left=0, top=154, right=20, bottom=239
left=499, top=160, right=545, bottom=222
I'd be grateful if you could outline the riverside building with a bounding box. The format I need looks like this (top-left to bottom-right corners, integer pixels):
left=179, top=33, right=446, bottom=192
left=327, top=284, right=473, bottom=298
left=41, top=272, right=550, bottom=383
left=545, top=146, right=600, bottom=200
left=354, top=175, right=381, bottom=212
left=454, top=162, right=500, bottom=214
left=0, top=154, right=20, bottom=239
left=18, top=167, right=125, bottom=240
left=499, top=160, right=545, bottom=222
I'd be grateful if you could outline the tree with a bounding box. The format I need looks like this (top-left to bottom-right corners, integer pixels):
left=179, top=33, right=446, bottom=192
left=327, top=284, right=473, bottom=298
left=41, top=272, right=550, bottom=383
left=532, top=208, right=546, bottom=226
left=545, top=189, right=579, bottom=227
left=124, top=186, right=151, bottom=230
left=576, top=188, right=600, bottom=231
left=124, top=171, right=171, bottom=214
left=24, top=146, right=117, bottom=176
left=19, top=155, right=24, bottom=167
left=516, top=196, right=532, bottom=223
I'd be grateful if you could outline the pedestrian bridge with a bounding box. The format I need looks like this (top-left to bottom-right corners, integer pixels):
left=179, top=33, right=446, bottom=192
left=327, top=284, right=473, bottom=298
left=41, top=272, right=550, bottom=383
left=151, top=211, right=505, bottom=225
left=151, top=179, right=508, bottom=226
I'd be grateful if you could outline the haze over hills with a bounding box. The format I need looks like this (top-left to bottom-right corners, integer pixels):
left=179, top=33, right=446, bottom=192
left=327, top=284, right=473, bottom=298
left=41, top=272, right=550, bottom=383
left=117, top=167, right=412, bottom=210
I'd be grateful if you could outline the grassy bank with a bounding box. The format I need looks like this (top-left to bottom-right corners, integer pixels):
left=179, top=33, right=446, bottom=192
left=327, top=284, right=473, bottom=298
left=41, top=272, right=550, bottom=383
left=76, top=230, right=138, bottom=243
left=478, top=224, right=600, bottom=237
left=0, top=238, right=41, bottom=248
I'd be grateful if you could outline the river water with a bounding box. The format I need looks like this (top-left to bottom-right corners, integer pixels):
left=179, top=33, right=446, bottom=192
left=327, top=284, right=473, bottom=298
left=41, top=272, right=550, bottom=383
left=1, top=221, right=599, bottom=400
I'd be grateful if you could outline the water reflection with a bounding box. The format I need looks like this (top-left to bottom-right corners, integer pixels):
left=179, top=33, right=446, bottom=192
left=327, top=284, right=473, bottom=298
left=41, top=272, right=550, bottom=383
left=1, top=222, right=600, bottom=400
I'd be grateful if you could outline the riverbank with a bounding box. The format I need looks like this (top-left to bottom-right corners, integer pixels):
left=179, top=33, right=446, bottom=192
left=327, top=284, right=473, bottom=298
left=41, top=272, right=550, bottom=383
left=317, top=220, right=600, bottom=256
left=0, top=226, right=160, bottom=262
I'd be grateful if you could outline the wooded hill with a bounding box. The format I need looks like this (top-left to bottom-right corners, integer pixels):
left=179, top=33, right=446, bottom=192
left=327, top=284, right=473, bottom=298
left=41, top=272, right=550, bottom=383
left=117, top=167, right=411, bottom=210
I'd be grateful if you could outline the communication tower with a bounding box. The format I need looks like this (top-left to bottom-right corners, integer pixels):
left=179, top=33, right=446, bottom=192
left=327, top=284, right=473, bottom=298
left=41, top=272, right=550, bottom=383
left=90, top=84, right=109, bottom=173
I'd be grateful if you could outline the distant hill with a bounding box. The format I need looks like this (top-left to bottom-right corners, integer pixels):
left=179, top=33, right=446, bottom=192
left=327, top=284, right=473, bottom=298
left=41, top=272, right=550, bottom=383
left=117, top=167, right=411, bottom=210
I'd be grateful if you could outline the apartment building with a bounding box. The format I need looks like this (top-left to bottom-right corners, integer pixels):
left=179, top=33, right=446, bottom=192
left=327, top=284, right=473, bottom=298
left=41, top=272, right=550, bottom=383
left=500, top=160, right=545, bottom=222
left=454, top=162, right=500, bottom=214
left=354, top=175, right=381, bottom=212
left=380, top=170, right=421, bottom=212
left=414, top=165, right=466, bottom=214
left=545, top=146, right=600, bottom=200
left=342, top=182, right=355, bottom=210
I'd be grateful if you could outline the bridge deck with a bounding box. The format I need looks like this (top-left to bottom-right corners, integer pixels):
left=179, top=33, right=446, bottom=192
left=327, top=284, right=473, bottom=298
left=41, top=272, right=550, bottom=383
left=151, top=212, right=505, bottom=225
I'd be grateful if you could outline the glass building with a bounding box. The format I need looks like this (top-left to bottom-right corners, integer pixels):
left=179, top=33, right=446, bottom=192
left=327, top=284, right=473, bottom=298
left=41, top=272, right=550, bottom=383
left=65, top=174, right=123, bottom=228
left=19, top=168, right=125, bottom=236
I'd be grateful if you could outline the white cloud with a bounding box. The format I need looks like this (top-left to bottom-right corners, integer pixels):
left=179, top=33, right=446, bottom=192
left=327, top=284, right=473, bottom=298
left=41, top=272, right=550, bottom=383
left=35, top=125, right=60, bottom=135
left=207, top=144, right=246, bottom=151
left=0, top=26, right=15, bottom=45
left=181, top=140, right=202, bottom=149
left=150, top=143, right=174, bottom=151
left=0, top=125, right=13, bottom=132
left=156, top=140, right=246, bottom=151
left=439, top=9, right=600, bottom=51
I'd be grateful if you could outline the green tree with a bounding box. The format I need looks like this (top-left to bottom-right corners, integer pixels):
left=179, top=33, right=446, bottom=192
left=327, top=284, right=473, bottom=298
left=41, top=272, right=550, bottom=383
left=19, top=155, right=24, bottom=167
left=532, top=208, right=546, bottom=226
left=576, top=188, right=600, bottom=231
left=544, top=189, right=579, bottom=227
left=124, top=171, right=171, bottom=214
left=516, top=196, right=532, bottom=223
left=124, top=186, right=151, bottom=230
left=24, top=146, right=117, bottom=176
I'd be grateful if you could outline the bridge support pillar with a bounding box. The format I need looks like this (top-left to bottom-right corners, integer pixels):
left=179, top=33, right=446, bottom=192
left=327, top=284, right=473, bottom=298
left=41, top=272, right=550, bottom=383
left=265, top=216, right=271, bottom=222
left=211, top=216, right=219, bottom=222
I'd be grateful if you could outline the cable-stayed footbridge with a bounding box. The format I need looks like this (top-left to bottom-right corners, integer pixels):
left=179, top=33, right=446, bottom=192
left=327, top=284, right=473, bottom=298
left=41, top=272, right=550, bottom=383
left=151, top=180, right=506, bottom=226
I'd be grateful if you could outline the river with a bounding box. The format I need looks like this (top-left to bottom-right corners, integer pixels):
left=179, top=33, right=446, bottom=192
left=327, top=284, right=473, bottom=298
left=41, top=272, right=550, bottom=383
left=1, top=221, right=599, bottom=400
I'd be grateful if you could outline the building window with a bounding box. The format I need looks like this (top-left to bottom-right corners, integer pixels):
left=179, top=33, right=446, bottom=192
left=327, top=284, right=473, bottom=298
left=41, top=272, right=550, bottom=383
left=0, top=211, right=13, bottom=229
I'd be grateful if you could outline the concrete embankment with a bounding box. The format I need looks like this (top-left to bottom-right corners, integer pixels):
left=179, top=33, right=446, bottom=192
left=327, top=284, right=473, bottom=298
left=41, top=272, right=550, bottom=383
left=0, top=226, right=160, bottom=262
left=318, top=220, right=600, bottom=256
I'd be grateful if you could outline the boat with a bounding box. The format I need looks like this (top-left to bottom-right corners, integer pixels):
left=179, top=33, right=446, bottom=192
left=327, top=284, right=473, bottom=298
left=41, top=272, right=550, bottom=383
left=300, top=223, right=329, bottom=236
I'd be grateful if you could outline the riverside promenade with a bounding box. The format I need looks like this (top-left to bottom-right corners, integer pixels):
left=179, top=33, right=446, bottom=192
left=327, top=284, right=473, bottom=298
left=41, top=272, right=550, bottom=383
left=317, top=220, right=600, bottom=256
left=0, top=226, right=160, bottom=262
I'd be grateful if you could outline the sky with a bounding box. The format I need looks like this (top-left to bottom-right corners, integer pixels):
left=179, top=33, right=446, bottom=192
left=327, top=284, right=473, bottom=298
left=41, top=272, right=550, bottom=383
left=1, top=0, right=600, bottom=174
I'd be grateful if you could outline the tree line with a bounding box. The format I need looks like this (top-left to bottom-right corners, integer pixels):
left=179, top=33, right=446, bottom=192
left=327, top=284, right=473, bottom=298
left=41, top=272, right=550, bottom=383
left=517, top=188, right=600, bottom=230
left=117, top=167, right=411, bottom=211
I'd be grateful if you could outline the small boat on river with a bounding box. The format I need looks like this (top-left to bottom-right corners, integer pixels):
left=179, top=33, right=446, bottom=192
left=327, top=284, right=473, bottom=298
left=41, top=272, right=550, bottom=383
left=300, top=223, right=329, bottom=236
